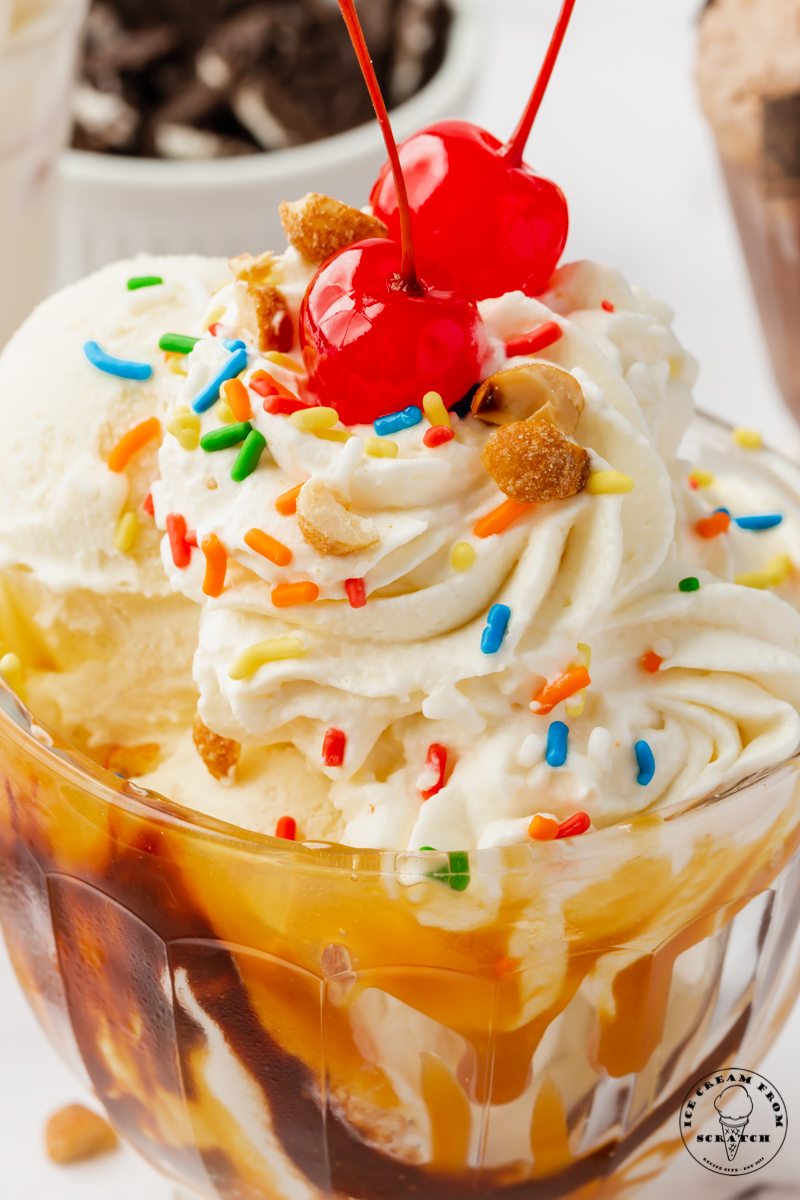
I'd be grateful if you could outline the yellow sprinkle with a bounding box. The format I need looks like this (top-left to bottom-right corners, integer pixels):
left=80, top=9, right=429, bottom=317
left=565, top=693, right=585, bottom=717
left=290, top=406, right=338, bottom=432
left=166, top=408, right=200, bottom=450
left=585, top=470, right=634, bottom=495
left=365, top=437, right=398, bottom=458
left=314, top=428, right=352, bottom=442
left=229, top=637, right=306, bottom=680
left=216, top=401, right=237, bottom=424
left=732, top=427, right=763, bottom=450
left=114, top=512, right=138, bottom=553
left=451, top=542, right=475, bottom=570
left=264, top=351, right=303, bottom=374
left=166, top=355, right=187, bottom=377
left=735, top=571, right=770, bottom=589
left=423, top=391, right=450, bottom=429
left=767, top=554, right=792, bottom=585
left=203, top=304, right=226, bottom=331
left=688, top=469, right=714, bottom=488
left=576, top=642, right=592, bottom=667
left=0, top=652, right=20, bottom=676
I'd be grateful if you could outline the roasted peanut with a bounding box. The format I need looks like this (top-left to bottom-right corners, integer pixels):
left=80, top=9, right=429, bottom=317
left=193, top=713, right=241, bottom=780
left=296, top=478, right=379, bottom=556
left=45, top=1105, right=118, bottom=1165
left=472, top=362, right=584, bottom=435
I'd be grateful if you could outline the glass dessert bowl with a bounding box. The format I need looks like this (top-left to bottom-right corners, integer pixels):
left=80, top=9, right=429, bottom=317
left=3, top=659, right=800, bottom=1200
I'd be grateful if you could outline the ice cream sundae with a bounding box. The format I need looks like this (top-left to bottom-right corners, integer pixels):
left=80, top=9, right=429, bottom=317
left=2, top=2, right=800, bottom=1198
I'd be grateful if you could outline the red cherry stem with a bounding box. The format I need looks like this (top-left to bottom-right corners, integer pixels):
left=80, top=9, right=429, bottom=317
left=336, top=0, right=421, bottom=293
left=502, top=0, right=577, bottom=168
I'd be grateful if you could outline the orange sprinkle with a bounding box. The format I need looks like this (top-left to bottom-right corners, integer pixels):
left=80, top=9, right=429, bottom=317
left=531, top=665, right=591, bottom=716
left=473, top=498, right=532, bottom=539
left=201, top=534, right=227, bottom=597
left=529, top=814, right=559, bottom=841
left=492, top=956, right=519, bottom=978
left=271, top=581, right=319, bottom=607
left=222, top=377, right=252, bottom=421
left=107, top=417, right=160, bottom=473
left=641, top=650, right=663, bottom=674
left=695, top=511, right=730, bottom=539
left=245, top=528, right=292, bottom=566
left=250, top=369, right=298, bottom=401
left=275, top=483, right=304, bottom=515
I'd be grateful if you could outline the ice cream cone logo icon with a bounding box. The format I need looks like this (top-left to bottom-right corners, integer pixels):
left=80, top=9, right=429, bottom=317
left=714, top=1085, right=754, bottom=1161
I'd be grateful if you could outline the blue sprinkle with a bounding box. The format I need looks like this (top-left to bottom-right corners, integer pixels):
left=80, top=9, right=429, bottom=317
left=635, top=739, right=655, bottom=785
left=480, top=604, right=511, bottom=654
left=546, top=721, right=569, bottom=768
left=83, top=340, right=152, bottom=381
left=733, top=513, right=784, bottom=531
left=191, top=347, right=249, bottom=413
left=713, top=507, right=730, bottom=516
left=374, top=406, right=423, bottom=436
left=223, top=338, right=247, bottom=352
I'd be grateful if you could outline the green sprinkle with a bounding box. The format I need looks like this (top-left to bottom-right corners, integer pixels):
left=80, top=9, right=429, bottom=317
left=128, top=275, right=163, bottom=291
left=200, top=421, right=252, bottom=452
left=231, top=429, right=267, bottom=481
left=679, top=576, right=700, bottom=593
left=423, top=848, right=470, bottom=892
left=159, top=333, right=200, bottom=355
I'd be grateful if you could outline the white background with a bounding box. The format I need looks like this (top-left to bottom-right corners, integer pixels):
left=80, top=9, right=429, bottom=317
left=3, top=0, right=800, bottom=1195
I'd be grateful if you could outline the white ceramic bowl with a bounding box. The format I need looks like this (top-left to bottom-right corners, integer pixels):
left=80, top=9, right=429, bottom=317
left=55, top=0, right=484, bottom=286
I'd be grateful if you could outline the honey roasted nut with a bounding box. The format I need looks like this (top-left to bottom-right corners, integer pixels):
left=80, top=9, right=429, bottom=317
left=482, top=420, right=591, bottom=505
left=472, top=362, right=584, bottom=435
left=250, top=283, right=293, bottom=353
left=296, top=477, right=379, bottom=556
left=279, top=192, right=389, bottom=263
left=45, top=1104, right=119, bottom=1165
left=228, top=249, right=275, bottom=285
left=193, top=712, right=241, bottom=780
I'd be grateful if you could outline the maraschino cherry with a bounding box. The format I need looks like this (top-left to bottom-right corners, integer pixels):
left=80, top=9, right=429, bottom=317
left=300, top=0, right=485, bottom=426
left=370, top=0, right=576, bottom=304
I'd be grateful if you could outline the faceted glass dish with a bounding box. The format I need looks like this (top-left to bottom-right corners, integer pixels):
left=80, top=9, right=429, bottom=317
left=4, top=409, right=800, bottom=1198
left=2, top=674, right=800, bottom=1200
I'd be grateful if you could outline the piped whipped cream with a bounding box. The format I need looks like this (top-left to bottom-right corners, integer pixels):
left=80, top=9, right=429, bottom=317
left=153, top=256, right=800, bottom=850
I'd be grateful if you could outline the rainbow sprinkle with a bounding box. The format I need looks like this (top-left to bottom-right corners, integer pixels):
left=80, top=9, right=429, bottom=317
left=480, top=604, right=510, bottom=654
left=231, top=429, right=267, bottom=481
left=127, top=275, right=162, bottom=290
left=200, top=421, right=252, bottom=452
left=191, top=347, right=248, bottom=413
left=228, top=636, right=305, bottom=679
left=546, top=721, right=569, bottom=768
left=159, top=333, right=199, bottom=355
left=733, top=513, right=783, bottom=531
left=374, top=406, right=422, bottom=436
left=679, top=576, right=700, bottom=592
left=84, top=340, right=152, bottom=381
left=635, top=739, right=655, bottom=785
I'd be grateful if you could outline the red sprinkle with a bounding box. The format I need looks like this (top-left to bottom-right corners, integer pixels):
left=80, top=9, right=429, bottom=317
left=166, top=513, right=191, bottom=568
left=275, top=815, right=296, bottom=841
left=423, top=425, right=455, bottom=448
left=601, top=300, right=615, bottom=313
left=688, top=477, right=699, bottom=490
left=208, top=322, right=223, bottom=337
left=696, top=511, right=730, bottom=539
left=322, top=727, right=346, bottom=768
left=556, top=812, right=590, bottom=839
left=345, top=578, right=367, bottom=608
left=250, top=370, right=299, bottom=402
left=420, top=743, right=447, bottom=800
left=185, top=529, right=198, bottom=547
left=142, top=492, right=154, bottom=516
left=505, top=321, right=563, bottom=357
left=641, top=650, right=663, bottom=674
left=263, top=394, right=308, bottom=415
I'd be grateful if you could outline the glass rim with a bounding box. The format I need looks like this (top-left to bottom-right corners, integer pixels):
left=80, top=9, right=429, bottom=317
left=3, top=677, right=798, bottom=877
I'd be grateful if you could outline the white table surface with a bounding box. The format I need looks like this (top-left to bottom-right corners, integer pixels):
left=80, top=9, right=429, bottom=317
left=4, top=0, right=800, bottom=1196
